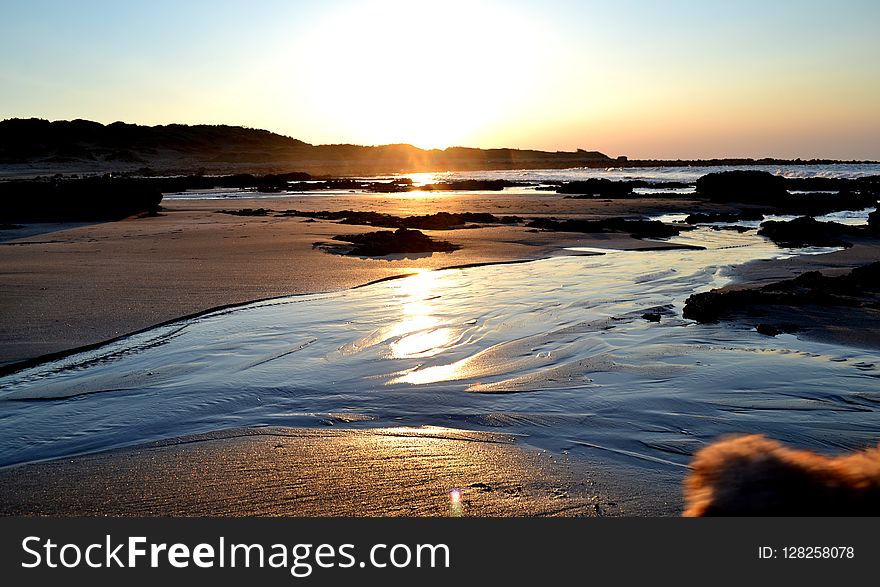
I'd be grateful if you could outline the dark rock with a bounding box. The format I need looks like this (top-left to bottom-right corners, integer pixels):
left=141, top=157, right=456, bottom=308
left=217, top=208, right=272, bottom=216
left=0, top=177, right=163, bottom=222
left=784, top=176, right=880, bottom=195
left=755, top=323, right=781, bottom=336
left=695, top=171, right=787, bottom=202
left=757, top=216, right=858, bottom=248
left=686, top=212, right=740, bottom=224
left=649, top=181, right=693, bottom=189
left=642, top=312, right=662, bottom=322
left=400, top=211, right=520, bottom=230
left=552, top=178, right=695, bottom=197
left=683, top=262, right=880, bottom=323
left=323, top=228, right=459, bottom=256
left=556, top=179, right=641, bottom=197
left=0, top=171, right=324, bottom=221
left=526, top=217, right=680, bottom=239
left=683, top=289, right=765, bottom=323
left=280, top=210, right=522, bottom=230
left=775, top=191, right=880, bottom=216
left=286, top=179, right=363, bottom=191
left=417, top=179, right=525, bottom=191
left=710, top=225, right=752, bottom=233
left=695, top=171, right=877, bottom=215
left=366, top=181, right=412, bottom=193
left=869, top=208, right=880, bottom=235
left=685, top=210, right=765, bottom=224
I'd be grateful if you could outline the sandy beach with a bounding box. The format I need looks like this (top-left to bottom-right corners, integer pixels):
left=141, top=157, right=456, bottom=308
left=1, top=185, right=878, bottom=518
left=0, top=189, right=715, bottom=517
left=0, top=190, right=712, bottom=368
left=0, top=426, right=681, bottom=516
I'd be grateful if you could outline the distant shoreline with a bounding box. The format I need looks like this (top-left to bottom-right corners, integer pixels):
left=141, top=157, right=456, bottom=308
left=3, top=157, right=878, bottom=182
left=2, top=118, right=877, bottom=179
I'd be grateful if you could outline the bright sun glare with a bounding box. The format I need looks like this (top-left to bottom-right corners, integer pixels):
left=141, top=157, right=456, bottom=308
left=295, top=0, right=553, bottom=149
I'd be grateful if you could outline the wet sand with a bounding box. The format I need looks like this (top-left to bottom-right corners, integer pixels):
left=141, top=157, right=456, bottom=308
left=0, top=191, right=711, bottom=368
left=2, top=190, right=878, bottom=517
left=0, top=192, right=694, bottom=517
left=0, top=426, right=681, bottom=517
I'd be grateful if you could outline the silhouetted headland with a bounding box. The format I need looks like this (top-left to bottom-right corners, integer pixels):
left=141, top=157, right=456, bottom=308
left=3, top=118, right=876, bottom=178
left=0, top=118, right=610, bottom=177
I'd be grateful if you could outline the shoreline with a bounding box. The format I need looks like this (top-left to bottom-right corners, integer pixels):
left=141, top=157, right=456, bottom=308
left=0, top=191, right=717, bottom=367
left=0, top=255, right=598, bottom=377
left=2, top=190, right=878, bottom=517
left=2, top=189, right=878, bottom=366
left=4, top=159, right=877, bottom=182
left=0, top=426, right=682, bottom=517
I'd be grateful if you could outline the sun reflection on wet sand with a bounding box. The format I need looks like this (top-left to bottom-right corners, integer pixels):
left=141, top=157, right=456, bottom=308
left=339, top=270, right=454, bottom=356
left=1, top=227, right=876, bottom=472
left=384, top=269, right=479, bottom=383
left=387, top=270, right=459, bottom=359
left=0, top=426, right=640, bottom=516
left=390, top=357, right=475, bottom=385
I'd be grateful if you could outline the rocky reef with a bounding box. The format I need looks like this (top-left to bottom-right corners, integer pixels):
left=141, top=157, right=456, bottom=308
left=281, top=210, right=522, bottom=230
left=318, top=228, right=460, bottom=256
left=757, top=217, right=862, bottom=248
left=695, top=170, right=878, bottom=215
left=682, top=262, right=880, bottom=324
left=685, top=210, right=765, bottom=224
left=526, top=217, right=681, bottom=239
left=0, top=176, right=163, bottom=222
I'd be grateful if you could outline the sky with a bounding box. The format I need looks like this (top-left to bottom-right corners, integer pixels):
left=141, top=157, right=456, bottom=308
left=1, top=0, right=878, bottom=158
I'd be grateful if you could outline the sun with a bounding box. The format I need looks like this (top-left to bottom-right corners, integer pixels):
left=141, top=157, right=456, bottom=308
left=292, top=0, right=552, bottom=149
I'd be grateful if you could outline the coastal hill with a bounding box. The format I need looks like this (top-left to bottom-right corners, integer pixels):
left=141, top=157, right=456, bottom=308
left=0, top=118, right=613, bottom=177
left=3, top=118, right=872, bottom=178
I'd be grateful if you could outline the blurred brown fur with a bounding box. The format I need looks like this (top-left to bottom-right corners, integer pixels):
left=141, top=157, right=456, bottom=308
left=684, top=434, right=880, bottom=516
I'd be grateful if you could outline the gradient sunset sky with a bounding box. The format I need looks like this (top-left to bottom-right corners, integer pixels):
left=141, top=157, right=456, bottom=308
left=1, top=0, right=878, bottom=158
